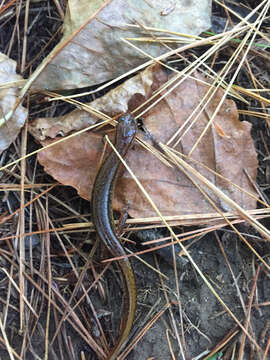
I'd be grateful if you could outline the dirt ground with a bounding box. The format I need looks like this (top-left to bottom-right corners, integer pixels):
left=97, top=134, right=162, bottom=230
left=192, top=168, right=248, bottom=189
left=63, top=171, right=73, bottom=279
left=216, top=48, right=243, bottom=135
left=0, top=1, right=270, bottom=359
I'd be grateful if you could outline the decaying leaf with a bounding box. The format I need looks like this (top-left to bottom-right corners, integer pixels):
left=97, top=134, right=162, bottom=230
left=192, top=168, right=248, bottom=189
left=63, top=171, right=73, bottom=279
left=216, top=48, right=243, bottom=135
left=116, top=89, right=257, bottom=217
left=0, top=53, right=28, bottom=155
left=38, top=132, right=103, bottom=201
left=32, top=65, right=258, bottom=220
left=31, top=0, right=211, bottom=90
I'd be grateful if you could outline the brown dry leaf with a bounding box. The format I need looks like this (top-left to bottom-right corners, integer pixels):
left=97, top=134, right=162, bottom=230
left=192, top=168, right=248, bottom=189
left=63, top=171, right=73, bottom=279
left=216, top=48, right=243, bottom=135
left=39, top=132, right=104, bottom=201
left=31, top=0, right=211, bottom=90
left=35, top=66, right=258, bottom=218
left=116, top=83, right=257, bottom=217
left=0, top=53, right=28, bottom=154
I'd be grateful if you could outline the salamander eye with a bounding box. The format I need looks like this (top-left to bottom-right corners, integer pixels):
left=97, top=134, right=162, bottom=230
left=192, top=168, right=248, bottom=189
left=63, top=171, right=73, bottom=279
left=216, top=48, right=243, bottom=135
left=136, top=117, right=144, bottom=129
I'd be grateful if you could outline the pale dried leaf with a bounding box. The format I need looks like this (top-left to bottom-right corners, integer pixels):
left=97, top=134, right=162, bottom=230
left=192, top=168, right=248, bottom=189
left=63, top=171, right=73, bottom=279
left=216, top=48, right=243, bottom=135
left=32, top=0, right=211, bottom=90
left=29, top=64, right=155, bottom=140
left=0, top=53, right=28, bottom=155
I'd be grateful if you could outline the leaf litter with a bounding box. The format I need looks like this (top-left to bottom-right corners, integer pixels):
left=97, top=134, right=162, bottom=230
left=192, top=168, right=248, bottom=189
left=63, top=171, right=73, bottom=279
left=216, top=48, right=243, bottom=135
left=0, top=53, right=28, bottom=155
left=31, top=0, right=211, bottom=90
left=1, top=1, right=270, bottom=359
left=30, top=64, right=258, bottom=219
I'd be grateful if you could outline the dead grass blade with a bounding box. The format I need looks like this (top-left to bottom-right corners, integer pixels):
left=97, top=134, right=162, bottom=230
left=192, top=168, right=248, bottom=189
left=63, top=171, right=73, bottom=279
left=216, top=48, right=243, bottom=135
left=0, top=315, right=16, bottom=360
